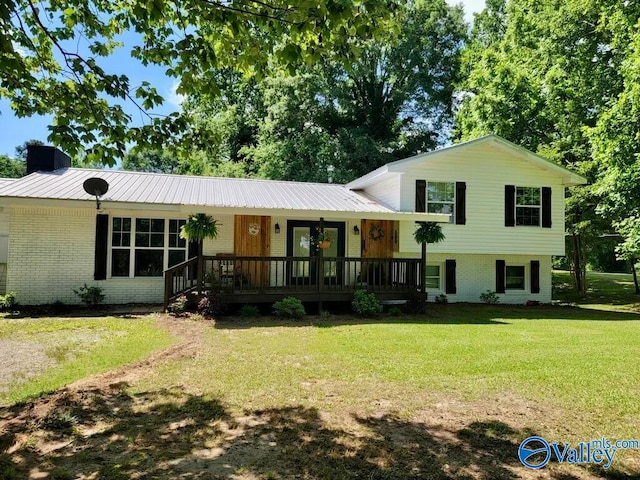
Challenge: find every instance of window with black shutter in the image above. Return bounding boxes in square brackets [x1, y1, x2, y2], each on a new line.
[415, 180, 426, 213]
[541, 187, 552, 228]
[531, 260, 540, 293]
[445, 259, 456, 294]
[455, 182, 466, 225]
[505, 186, 515, 227]
[496, 260, 506, 293]
[94, 214, 109, 280]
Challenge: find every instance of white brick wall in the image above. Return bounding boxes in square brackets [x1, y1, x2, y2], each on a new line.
[396, 251, 552, 304]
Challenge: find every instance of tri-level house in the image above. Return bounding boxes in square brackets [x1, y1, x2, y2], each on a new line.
[0, 135, 586, 307]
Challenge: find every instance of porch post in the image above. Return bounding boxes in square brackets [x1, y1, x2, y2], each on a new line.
[197, 240, 204, 295]
[318, 217, 325, 313]
[420, 242, 426, 297]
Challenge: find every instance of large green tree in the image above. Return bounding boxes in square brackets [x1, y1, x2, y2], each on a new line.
[180, 0, 466, 182]
[1, 0, 396, 165]
[455, 0, 638, 293]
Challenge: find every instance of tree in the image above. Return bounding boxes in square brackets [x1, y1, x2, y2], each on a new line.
[122, 149, 180, 174]
[14, 139, 44, 160]
[1, 0, 397, 165]
[182, 0, 467, 182]
[454, 0, 639, 294]
[0, 155, 25, 178]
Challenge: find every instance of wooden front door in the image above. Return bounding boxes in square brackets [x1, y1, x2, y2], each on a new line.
[234, 215, 270, 288]
[361, 220, 395, 286]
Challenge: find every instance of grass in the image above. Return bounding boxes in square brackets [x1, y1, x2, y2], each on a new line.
[554, 269, 640, 310]
[0, 316, 176, 404]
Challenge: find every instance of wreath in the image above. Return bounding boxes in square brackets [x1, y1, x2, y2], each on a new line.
[369, 223, 385, 241]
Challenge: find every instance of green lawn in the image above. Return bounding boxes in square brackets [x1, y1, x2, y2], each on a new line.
[554, 269, 640, 310]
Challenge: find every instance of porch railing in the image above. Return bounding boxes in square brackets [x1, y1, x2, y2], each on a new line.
[164, 255, 423, 310]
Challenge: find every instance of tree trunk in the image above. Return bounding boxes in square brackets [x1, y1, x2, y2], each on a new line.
[631, 258, 640, 294]
[572, 233, 586, 297]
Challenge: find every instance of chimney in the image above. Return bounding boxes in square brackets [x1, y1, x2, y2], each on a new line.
[26, 145, 71, 174]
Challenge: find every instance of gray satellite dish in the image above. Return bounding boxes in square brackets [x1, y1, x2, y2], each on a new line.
[83, 177, 109, 209]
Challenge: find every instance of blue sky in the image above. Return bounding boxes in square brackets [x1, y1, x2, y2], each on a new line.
[0, 0, 485, 158]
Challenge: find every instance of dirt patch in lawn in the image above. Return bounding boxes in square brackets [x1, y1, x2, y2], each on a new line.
[0, 330, 116, 393]
[0, 316, 637, 480]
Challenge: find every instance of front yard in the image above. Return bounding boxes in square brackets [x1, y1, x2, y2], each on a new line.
[1, 277, 640, 479]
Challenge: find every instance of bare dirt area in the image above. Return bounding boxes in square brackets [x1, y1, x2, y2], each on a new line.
[0, 316, 636, 479]
[0, 330, 115, 394]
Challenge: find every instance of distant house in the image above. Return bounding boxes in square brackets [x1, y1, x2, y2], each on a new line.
[0, 135, 586, 307]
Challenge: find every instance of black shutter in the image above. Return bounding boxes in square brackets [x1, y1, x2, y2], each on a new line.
[541, 187, 552, 228]
[455, 182, 466, 225]
[496, 259, 506, 293]
[505, 185, 515, 227]
[188, 240, 199, 259]
[445, 259, 457, 294]
[94, 214, 109, 280]
[416, 180, 426, 212]
[531, 260, 540, 294]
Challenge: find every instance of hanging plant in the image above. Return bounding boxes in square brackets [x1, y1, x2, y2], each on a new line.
[369, 223, 385, 241]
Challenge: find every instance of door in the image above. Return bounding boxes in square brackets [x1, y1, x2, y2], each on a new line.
[361, 220, 395, 286]
[286, 221, 345, 285]
[234, 215, 271, 289]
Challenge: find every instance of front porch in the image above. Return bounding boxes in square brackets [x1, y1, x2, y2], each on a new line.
[164, 255, 424, 310]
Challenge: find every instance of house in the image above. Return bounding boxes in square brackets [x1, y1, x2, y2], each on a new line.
[0, 135, 586, 307]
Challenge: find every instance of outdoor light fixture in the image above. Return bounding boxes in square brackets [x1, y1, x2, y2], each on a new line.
[353, 226, 360, 235]
[275, 223, 281, 234]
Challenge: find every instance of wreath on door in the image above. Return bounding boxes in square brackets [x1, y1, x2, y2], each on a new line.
[369, 223, 385, 241]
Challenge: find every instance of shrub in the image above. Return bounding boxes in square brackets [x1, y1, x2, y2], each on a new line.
[198, 293, 228, 318]
[479, 290, 500, 304]
[320, 309, 331, 319]
[387, 306, 402, 317]
[168, 294, 189, 315]
[434, 294, 448, 304]
[273, 297, 305, 319]
[240, 304, 260, 317]
[402, 292, 426, 314]
[73, 284, 105, 307]
[351, 289, 383, 316]
[0, 291, 17, 311]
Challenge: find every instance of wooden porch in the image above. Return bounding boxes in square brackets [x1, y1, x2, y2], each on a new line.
[164, 255, 424, 310]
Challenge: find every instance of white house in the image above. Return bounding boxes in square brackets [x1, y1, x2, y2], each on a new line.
[0, 135, 586, 307]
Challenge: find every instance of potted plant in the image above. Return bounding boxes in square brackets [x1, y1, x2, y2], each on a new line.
[180, 213, 220, 293]
[316, 230, 332, 249]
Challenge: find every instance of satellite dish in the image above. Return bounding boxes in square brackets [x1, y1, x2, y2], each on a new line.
[83, 177, 109, 209]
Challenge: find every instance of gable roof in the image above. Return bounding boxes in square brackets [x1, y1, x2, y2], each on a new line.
[0, 168, 448, 222]
[346, 134, 588, 189]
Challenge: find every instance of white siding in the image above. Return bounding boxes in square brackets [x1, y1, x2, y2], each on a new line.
[398, 251, 552, 304]
[392, 142, 565, 255]
[6, 208, 365, 305]
[0, 207, 8, 293]
[362, 175, 402, 210]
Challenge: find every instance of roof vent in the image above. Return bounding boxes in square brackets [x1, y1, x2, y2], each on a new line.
[26, 145, 71, 174]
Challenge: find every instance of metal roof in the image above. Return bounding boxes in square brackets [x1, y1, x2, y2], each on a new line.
[0, 168, 400, 214]
[0, 178, 17, 187]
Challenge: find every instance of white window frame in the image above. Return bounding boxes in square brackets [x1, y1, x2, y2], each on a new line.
[427, 181, 455, 223]
[505, 264, 527, 291]
[515, 186, 541, 227]
[425, 263, 443, 292]
[108, 216, 188, 279]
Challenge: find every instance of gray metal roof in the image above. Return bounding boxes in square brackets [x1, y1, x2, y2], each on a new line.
[0, 168, 398, 214]
[0, 178, 17, 187]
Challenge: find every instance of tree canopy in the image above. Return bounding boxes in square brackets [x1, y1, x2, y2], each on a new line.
[1, 0, 397, 165]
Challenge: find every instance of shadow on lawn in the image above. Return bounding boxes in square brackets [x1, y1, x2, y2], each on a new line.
[1, 387, 635, 479]
[215, 304, 640, 330]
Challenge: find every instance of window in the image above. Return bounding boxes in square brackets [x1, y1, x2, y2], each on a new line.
[506, 265, 525, 290]
[111, 217, 131, 277]
[110, 217, 188, 278]
[168, 219, 187, 268]
[516, 187, 541, 226]
[427, 182, 455, 222]
[425, 264, 441, 290]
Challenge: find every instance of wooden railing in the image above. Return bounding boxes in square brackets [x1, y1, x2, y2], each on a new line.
[164, 255, 423, 310]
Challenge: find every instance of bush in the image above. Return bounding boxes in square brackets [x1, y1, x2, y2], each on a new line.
[434, 294, 448, 304]
[168, 294, 189, 315]
[240, 304, 260, 317]
[197, 293, 228, 318]
[479, 290, 500, 304]
[0, 291, 17, 311]
[387, 306, 402, 316]
[320, 309, 331, 319]
[351, 289, 383, 316]
[402, 292, 426, 314]
[73, 284, 105, 307]
[273, 297, 305, 319]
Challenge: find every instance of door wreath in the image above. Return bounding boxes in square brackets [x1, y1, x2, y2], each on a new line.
[369, 223, 385, 241]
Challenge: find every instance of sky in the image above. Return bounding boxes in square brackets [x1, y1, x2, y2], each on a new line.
[0, 0, 486, 158]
